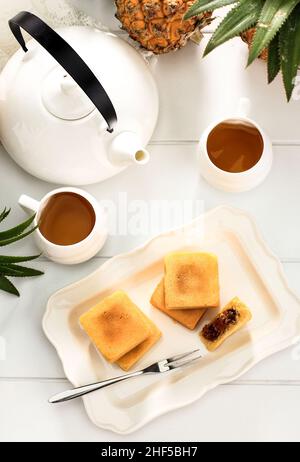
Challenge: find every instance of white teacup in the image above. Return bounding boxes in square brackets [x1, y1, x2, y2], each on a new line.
[199, 98, 273, 193]
[18, 187, 108, 265]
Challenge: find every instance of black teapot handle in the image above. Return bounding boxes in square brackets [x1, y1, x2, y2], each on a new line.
[9, 11, 117, 133]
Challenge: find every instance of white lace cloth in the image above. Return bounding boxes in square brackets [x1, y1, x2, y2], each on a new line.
[0, 0, 109, 70]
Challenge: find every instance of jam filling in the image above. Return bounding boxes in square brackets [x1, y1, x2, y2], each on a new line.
[202, 308, 240, 342]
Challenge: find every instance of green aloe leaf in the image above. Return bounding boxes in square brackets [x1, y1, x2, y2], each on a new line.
[248, 0, 300, 66]
[0, 225, 38, 247]
[0, 276, 19, 296]
[0, 209, 44, 297]
[0, 214, 35, 241]
[0, 254, 41, 264]
[204, 0, 264, 56]
[0, 208, 11, 224]
[184, 0, 238, 19]
[279, 5, 300, 101]
[268, 35, 280, 83]
[0, 264, 44, 278]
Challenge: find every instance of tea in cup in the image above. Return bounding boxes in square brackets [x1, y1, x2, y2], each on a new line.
[18, 187, 108, 264]
[199, 98, 273, 192]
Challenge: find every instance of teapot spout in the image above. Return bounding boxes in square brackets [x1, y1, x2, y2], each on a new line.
[108, 132, 150, 167]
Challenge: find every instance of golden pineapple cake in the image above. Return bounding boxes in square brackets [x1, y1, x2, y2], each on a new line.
[117, 313, 161, 371]
[200, 297, 252, 352]
[115, 0, 212, 54]
[79, 290, 151, 363]
[151, 278, 206, 330]
[164, 252, 220, 309]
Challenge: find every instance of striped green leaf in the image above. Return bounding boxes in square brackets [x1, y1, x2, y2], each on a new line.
[0, 209, 44, 297]
[0, 214, 35, 241]
[248, 0, 300, 65]
[0, 254, 41, 264]
[0, 264, 44, 278]
[268, 35, 280, 83]
[279, 5, 300, 101]
[185, 0, 238, 19]
[0, 276, 19, 296]
[204, 0, 264, 56]
[0, 208, 11, 224]
[0, 225, 38, 247]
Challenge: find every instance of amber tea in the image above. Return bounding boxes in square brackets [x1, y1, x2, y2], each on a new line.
[207, 119, 264, 173]
[39, 192, 96, 246]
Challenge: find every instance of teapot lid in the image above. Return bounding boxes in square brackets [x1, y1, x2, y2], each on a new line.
[42, 68, 95, 120]
[9, 11, 117, 130]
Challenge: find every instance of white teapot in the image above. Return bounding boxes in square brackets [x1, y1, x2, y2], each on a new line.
[0, 11, 159, 185]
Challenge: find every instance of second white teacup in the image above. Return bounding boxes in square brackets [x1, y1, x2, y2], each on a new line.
[199, 98, 273, 193]
[18, 187, 108, 265]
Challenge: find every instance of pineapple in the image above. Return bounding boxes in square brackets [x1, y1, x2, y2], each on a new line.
[185, 0, 300, 101]
[241, 29, 268, 62]
[0, 208, 43, 297]
[115, 0, 212, 54]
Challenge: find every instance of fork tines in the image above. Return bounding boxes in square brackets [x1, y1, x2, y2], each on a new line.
[166, 348, 202, 369]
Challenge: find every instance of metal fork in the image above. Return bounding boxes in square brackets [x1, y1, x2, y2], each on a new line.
[48, 348, 203, 404]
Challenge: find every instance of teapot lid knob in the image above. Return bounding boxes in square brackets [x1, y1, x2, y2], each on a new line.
[41, 70, 96, 121]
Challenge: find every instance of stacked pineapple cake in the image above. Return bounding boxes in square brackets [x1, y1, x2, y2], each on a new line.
[151, 252, 219, 329]
[80, 291, 161, 371]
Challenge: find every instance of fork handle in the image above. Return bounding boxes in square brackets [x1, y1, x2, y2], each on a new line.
[49, 370, 144, 403]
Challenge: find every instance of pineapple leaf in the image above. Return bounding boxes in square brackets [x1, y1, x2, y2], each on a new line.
[0, 213, 35, 241]
[184, 0, 238, 19]
[268, 35, 281, 83]
[0, 276, 19, 297]
[0, 225, 38, 247]
[0, 264, 44, 278]
[0, 208, 11, 224]
[279, 5, 300, 101]
[248, 0, 300, 66]
[0, 254, 41, 264]
[203, 0, 264, 56]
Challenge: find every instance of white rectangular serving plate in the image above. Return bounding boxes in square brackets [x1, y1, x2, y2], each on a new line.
[43, 206, 300, 434]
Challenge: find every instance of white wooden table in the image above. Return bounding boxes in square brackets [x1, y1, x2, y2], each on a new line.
[1, 2, 300, 442]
